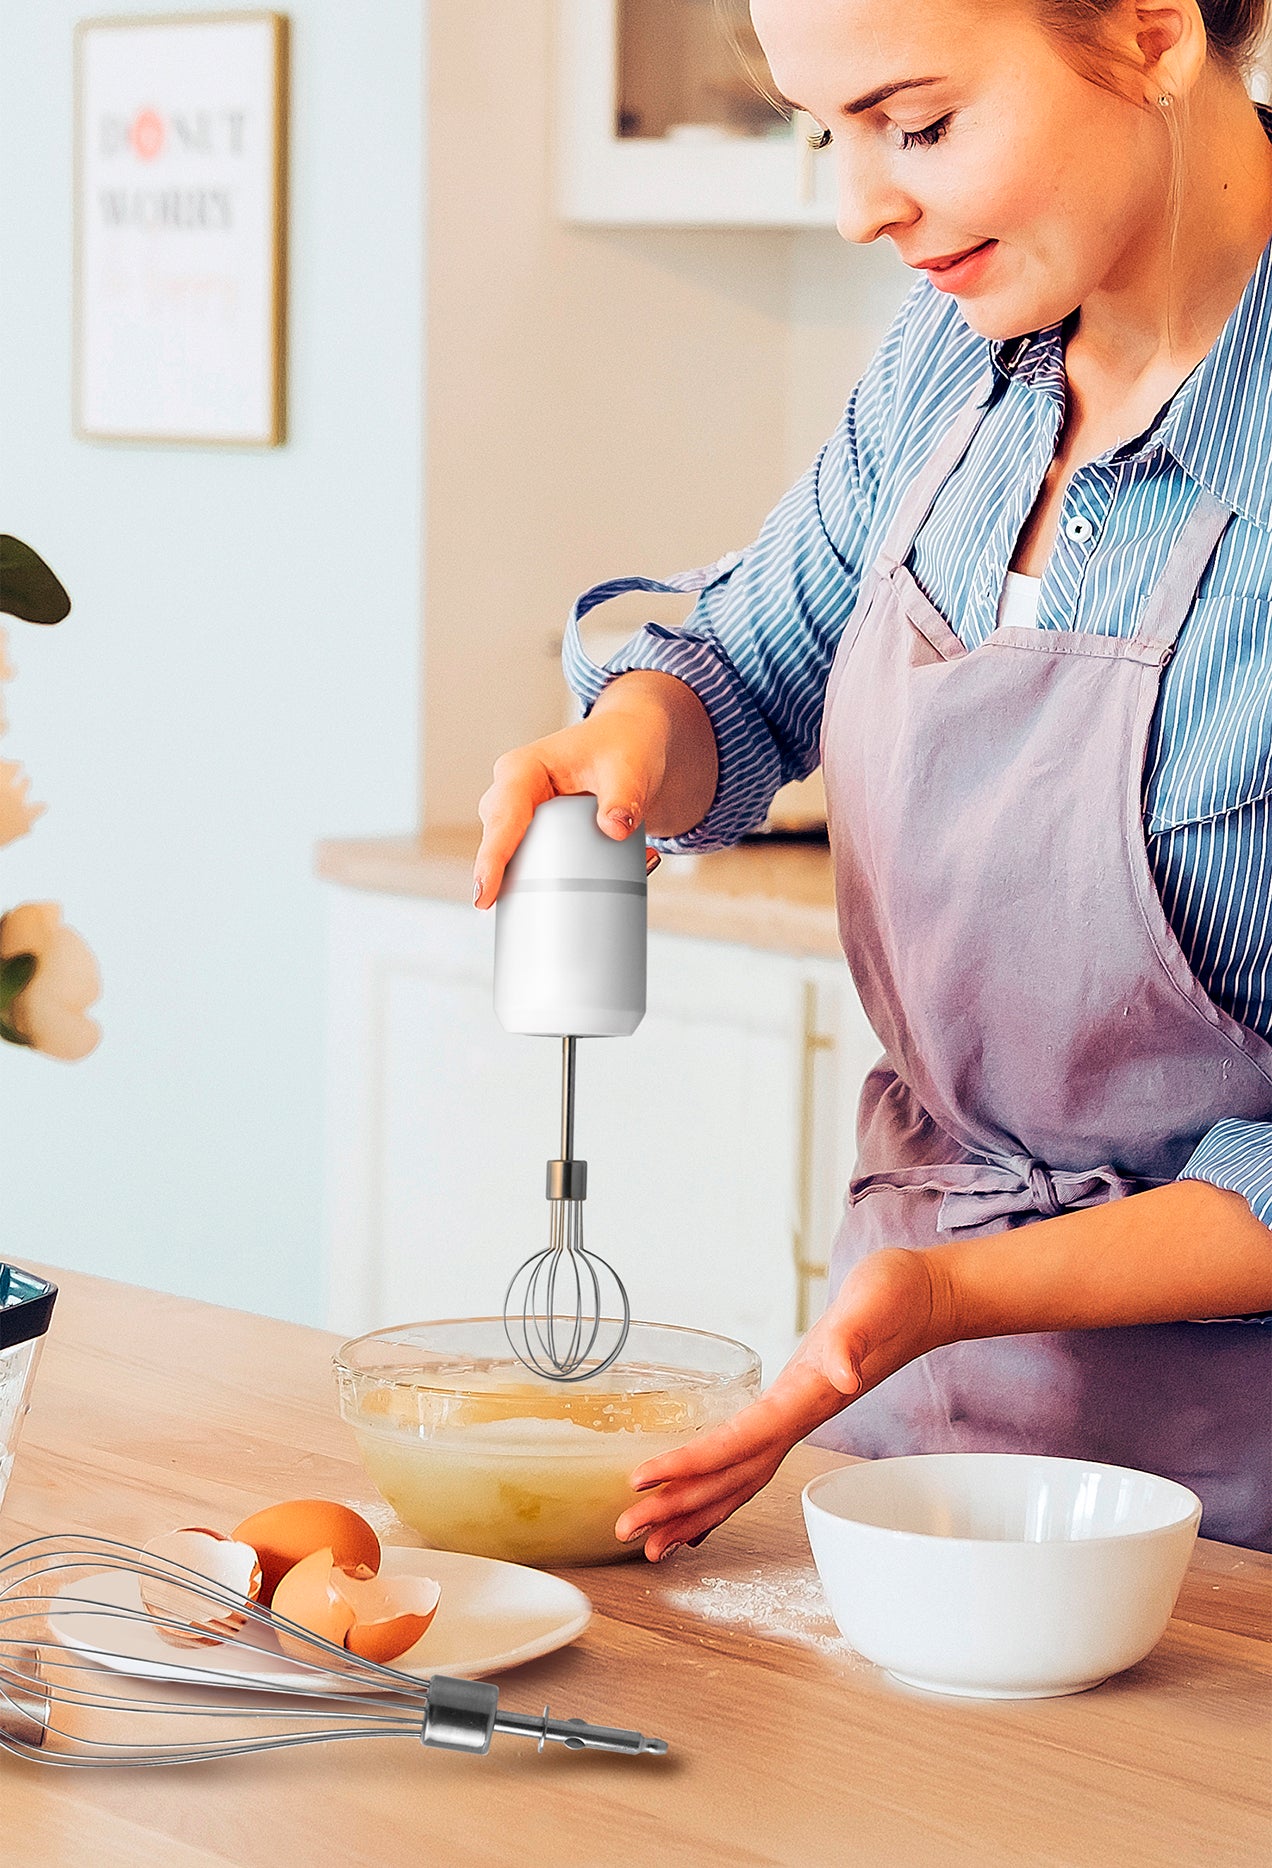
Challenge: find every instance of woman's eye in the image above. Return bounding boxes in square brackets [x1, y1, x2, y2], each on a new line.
[806, 126, 832, 151]
[898, 115, 951, 151]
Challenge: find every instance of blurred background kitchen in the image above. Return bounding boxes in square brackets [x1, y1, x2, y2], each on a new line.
[6, 4, 1264, 1378]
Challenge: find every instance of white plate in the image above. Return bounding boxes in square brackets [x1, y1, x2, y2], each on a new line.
[48, 1546, 592, 1693]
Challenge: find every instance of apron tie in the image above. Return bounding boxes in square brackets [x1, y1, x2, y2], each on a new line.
[1025, 1157, 1065, 1219]
[849, 1153, 1152, 1231]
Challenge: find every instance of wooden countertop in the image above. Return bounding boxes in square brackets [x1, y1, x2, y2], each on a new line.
[316, 828, 843, 959]
[3, 1267, 1269, 1868]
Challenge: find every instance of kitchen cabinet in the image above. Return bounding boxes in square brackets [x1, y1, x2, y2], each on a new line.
[322, 881, 880, 1381]
[556, 0, 839, 227]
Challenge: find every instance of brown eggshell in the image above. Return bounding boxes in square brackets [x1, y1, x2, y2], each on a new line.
[140, 1528, 263, 1648]
[334, 1570, 442, 1665]
[231, 1500, 380, 1605]
[269, 1547, 356, 1663]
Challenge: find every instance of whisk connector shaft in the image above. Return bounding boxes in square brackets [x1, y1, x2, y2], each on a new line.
[422, 1675, 666, 1756]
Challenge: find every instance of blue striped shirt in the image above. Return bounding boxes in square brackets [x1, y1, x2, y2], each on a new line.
[565, 109, 1272, 1249]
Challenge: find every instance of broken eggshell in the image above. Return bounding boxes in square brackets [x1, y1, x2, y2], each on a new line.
[232, 1499, 381, 1606]
[139, 1528, 263, 1648]
[270, 1546, 441, 1665]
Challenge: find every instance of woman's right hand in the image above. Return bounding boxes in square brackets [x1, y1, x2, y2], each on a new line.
[472, 671, 717, 908]
[614, 1246, 951, 1560]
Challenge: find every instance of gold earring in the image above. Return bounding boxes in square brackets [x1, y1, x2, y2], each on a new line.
[1157, 93, 1172, 107]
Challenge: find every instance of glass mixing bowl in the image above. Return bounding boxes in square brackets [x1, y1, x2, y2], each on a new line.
[334, 1318, 762, 1567]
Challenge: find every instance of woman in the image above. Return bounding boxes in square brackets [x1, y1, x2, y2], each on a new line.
[473, 0, 1272, 1555]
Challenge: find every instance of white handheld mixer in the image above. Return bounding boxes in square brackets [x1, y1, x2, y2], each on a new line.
[494, 794, 647, 1382]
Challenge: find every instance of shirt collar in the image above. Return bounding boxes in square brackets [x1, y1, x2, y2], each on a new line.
[1157, 228, 1272, 527]
[989, 103, 1272, 530]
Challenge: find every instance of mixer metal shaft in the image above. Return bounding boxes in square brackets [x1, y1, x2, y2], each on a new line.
[545, 1037, 587, 1205]
[560, 1033, 577, 1160]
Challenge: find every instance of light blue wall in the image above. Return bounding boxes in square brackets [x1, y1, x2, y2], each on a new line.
[0, 3, 424, 1323]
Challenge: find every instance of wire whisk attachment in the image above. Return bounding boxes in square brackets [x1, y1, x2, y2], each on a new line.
[0, 1533, 668, 1769]
[504, 1037, 632, 1382]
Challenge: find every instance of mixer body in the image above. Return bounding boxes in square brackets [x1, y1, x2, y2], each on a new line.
[494, 793, 646, 1039]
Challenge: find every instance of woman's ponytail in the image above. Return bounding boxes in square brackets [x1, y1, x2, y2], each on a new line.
[1195, 0, 1269, 71]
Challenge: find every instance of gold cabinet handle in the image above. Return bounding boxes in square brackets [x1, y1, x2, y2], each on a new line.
[793, 979, 834, 1334]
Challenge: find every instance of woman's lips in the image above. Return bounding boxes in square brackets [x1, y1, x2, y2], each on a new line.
[911, 240, 997, 292]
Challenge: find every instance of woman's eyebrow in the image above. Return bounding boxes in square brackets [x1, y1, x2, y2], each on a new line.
[784, 77, 944, 118]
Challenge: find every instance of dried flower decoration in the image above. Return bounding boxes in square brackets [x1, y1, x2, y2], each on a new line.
[0, 538, 100, 1061]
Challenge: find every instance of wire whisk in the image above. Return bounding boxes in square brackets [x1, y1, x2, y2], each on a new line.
[0, 1533, 667, 1769]
[504, 1037, 631, 1382]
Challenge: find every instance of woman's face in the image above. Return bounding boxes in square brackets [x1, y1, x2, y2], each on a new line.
[751, 0, 1168, 339]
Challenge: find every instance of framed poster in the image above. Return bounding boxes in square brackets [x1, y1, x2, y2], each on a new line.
[74, 12, 289, 446]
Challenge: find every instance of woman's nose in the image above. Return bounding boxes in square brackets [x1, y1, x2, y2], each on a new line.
[834, 150, 917, 247]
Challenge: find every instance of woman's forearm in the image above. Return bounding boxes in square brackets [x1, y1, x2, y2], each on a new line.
[927, 1180, 1272, 1342]
[590, 671, 718, 839]
[615, 1182, 1272, 1561]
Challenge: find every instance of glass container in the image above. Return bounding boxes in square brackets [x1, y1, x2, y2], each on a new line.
[0, 1266, 57, 1522]
[335, 1318, 761, 1567]
[616, 0, 788, 142]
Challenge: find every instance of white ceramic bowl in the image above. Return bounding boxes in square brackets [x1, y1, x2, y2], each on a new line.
[803, 1453, 1201, 1698]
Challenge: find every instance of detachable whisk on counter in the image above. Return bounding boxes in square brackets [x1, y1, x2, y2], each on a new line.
[494, 795, 648, 1383]
[0, 1534, 668, 1769]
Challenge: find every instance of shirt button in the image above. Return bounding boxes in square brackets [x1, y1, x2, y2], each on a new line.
[1064, 515, 1094, 543]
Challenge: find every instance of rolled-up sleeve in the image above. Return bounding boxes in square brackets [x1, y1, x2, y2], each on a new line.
[1179, 1119, 1272, 1321]
[562, 286, 920, 853]
[1180, 1118, 1272, 1225]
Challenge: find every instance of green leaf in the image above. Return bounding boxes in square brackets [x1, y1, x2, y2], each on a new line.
[0, 951, 37, 1020]
[0, 536, 72, 624]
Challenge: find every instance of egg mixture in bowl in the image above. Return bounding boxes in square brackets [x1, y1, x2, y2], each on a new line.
[334, 1319, 762, 1567]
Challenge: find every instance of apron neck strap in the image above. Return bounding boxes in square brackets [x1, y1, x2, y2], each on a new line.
[876, 370, 996, 574]
[1132, 486, 1233, 655]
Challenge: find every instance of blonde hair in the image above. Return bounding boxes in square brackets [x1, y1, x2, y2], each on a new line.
[1040, 0, 1269, 75]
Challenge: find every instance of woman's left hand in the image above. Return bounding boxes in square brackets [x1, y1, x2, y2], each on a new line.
[616, 1245, 953, 1560]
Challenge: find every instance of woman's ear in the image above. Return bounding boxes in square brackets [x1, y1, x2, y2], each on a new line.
[1134, 0, 1208, 105]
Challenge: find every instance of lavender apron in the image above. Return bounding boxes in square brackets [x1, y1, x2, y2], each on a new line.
[813, 371, 1272, 1549]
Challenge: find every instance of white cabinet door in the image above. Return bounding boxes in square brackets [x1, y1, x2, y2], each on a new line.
[579, 932, 806, 1380]
[323, 886, 879, 1383]
[324, 889, 539, 1332]
[794, 958, 887, 1335]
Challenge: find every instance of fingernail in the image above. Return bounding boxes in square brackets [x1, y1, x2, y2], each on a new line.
[606, 809, 635, 833]
[631, 1478, 659, 1492]
[619, 1523, 647, 1543]
[472, 876, 483, 906]
[658, 1543, 682, 1563]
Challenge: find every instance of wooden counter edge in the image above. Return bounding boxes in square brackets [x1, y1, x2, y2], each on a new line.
[315, 832, 845, 960]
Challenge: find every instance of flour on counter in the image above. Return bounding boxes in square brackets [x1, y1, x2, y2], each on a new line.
[665, 1561, 864, 1661]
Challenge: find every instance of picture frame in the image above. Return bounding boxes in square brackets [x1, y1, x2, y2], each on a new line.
[73, 11, 289, 447]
